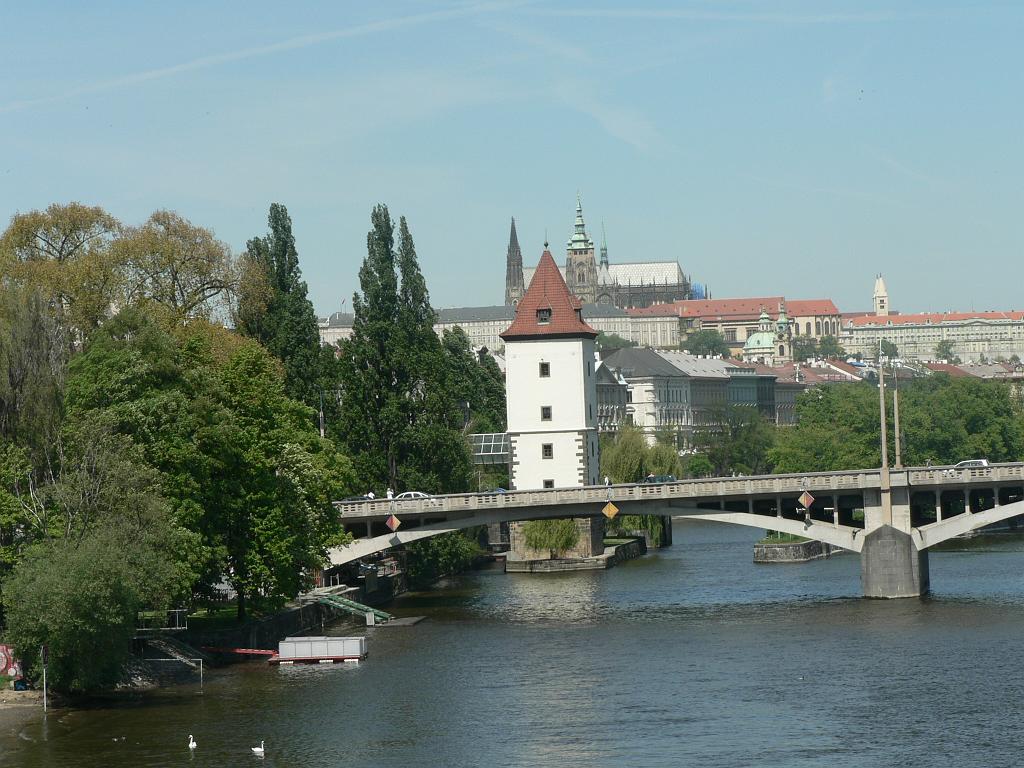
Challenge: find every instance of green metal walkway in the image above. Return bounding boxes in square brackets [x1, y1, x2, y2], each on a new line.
[311, 593, 394, 623]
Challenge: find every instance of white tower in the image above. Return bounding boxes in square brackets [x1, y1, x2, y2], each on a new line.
[500, 248, 603, 557]
[873, 274, 890, 317]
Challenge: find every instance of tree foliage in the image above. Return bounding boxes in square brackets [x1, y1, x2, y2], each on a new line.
[522, 518, 579, 557]
[404, 531, 483, 588]
[338, 206, 471, 494]
[934, 339, 961, 364]
[235, 203, 335, 412]
[694, 405, 775, 476]
[684, 329, 730, 357]
[596, 331, 637, 351]
[440, 327, 506, 433]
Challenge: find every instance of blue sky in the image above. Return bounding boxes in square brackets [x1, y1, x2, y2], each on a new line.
[2, 1, 1022, 315]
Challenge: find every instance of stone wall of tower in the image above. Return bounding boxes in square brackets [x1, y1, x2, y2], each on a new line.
[566, 248, 598, 305]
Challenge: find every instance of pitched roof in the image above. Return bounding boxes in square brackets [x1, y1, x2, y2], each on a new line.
[437, 305, 514, 323]
[500, 250, 597, 341]
[850, 311, 1024, 327]
[924, 362, 972, 377]
[627, 297, 785, 319]
[603, 347, 688, 378]
[786, 299, 840, 316]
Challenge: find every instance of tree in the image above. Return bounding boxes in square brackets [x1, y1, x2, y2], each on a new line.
[596, 331, 636, 351]
[934, 339, 960, 363]
[0, 203, 124, 339]
[119, 210, 234, 322]
[235, 203, 334, 411]
[404, 531, 483, 588]
[522, 519, 579, 557]
[440, 327, 506, 433]
[684, 329, 730, 357]
[818, 335, 846, 359]
[64, 309, 354, 619]
[695, 405, 775, 476]
[600, 425, 647, 483]
[792, 336, 818, 362]
[338, 206, 471, 494]
[880, 339, 898, 359]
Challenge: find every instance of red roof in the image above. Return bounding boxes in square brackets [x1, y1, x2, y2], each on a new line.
[924, 363, 972, 377]
[851, 311, 1024, 327]
[787, 299, 840, 316]
[500, 250, 597, 341]
[627, 296, 839, 320]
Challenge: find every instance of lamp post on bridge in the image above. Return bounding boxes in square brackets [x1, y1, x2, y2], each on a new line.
[878, 340, 892, 525]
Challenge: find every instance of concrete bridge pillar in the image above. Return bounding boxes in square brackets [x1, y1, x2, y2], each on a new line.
[860, 525, 930, 598]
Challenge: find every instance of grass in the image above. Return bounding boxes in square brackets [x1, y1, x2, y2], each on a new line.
[758, 532, 810, 545]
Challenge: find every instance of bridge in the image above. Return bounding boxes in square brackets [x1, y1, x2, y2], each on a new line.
[328, 462, 1024, 597]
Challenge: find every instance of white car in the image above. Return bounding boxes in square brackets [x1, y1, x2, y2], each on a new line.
[396, 491, 431, 500]
[953, 459, 989, 469]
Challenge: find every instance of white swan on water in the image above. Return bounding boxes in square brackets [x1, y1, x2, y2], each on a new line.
[188, 734, 197, 750]
[251, 740, 265, 757]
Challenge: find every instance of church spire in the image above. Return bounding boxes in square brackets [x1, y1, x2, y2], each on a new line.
[599, 221, 609, 268]
[505, 217, 525, 307]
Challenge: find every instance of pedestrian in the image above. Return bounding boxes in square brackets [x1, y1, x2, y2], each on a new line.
[386, 487, 394, 500]
[604, 475, 610, 487]
[367, 490, 375, 500]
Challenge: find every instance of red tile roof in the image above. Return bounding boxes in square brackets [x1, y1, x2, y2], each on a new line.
[787, 299, 840, 316]
[626, 296, 839, 320]
[924, 363, 972, 377]
[500, 250, 597, 341]
[850, 311, 1024, 327]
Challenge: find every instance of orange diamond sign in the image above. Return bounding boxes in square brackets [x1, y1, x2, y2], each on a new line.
[602, 501, 619, 519]
[798, 491, 815, 509]
[385, 514, 401, 532]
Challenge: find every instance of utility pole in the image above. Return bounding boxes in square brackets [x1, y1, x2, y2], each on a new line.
[892, 362, 903, 469]
[878, 342, 892, 525]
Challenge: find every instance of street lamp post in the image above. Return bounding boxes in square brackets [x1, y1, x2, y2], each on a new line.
[878, 341, 892, 525]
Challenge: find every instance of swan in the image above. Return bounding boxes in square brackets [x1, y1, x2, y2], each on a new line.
[251, 740, 265, 757]
[188, 734, 197, 750]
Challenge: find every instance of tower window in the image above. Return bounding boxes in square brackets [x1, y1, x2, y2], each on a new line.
[541, 406, 552, 421]
[539, 361, 550, 377]
[543, 479, 555, 489]
[537, 308, 551, 324]
[542, 443, 553, 459]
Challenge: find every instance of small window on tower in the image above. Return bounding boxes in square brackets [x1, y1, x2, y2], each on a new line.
[543, 479, 555, 489]
[575, 309, 582, 322]
[541, 406, 552, 421]
[539, 361, 550, 377]
[542, 443, 553, 460]
[537, 308, 552, 324]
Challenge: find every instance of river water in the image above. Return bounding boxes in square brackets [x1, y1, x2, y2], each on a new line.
[4, 519, 1024, 768]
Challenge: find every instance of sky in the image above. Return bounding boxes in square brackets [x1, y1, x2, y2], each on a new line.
[2, 1, 1022, 316]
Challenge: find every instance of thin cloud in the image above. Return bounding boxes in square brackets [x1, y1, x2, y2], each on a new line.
[554, 81, 672, 154]
[526, 8, 902, 24]
[1, 1, 524, 114]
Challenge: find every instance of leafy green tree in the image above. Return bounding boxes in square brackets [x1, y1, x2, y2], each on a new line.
[818, 335, 846, 359]
[684, 329, 730, 357]
[695, 406, 775, 476]
[934, 339, 960, 363]
[522, 518, 579, 557]
[235, 203, 336, 412]
[338, 206, 471, 494]
[880, 339, 898, 359]
[600, 425, 647, 483]
[64, 309, 354, 619]
[792, 336, 818, 362]
[440, 327, 506, 433]
[596, 331, 637, 351]
[682, 453, 714, 478]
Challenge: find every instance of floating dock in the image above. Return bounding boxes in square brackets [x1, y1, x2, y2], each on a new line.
[268, 636, 367, 664]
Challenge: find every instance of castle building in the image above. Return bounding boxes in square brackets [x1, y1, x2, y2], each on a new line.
[505, 198, 693, 311]
[500, 248, 604, 558]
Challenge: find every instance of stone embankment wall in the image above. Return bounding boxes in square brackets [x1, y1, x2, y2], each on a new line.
[753, 540, 840, 564]
[505, 537, 646, 573]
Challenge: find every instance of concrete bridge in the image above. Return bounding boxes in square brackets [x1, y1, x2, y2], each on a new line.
[328, 462, 1024, 597]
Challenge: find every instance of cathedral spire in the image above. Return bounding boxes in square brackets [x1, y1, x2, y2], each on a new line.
[599, 221, 609, 268]
[505, 217, 525, 307]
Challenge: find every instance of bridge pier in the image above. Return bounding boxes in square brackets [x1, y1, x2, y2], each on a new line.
[860, 526, 930, 598]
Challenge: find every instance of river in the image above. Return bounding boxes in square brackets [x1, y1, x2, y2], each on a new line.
[4, 519, 1024, 768]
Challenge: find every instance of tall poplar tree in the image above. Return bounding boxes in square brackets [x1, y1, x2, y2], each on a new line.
[236, 203, 335, 412]
[338, 205, 471, 493]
